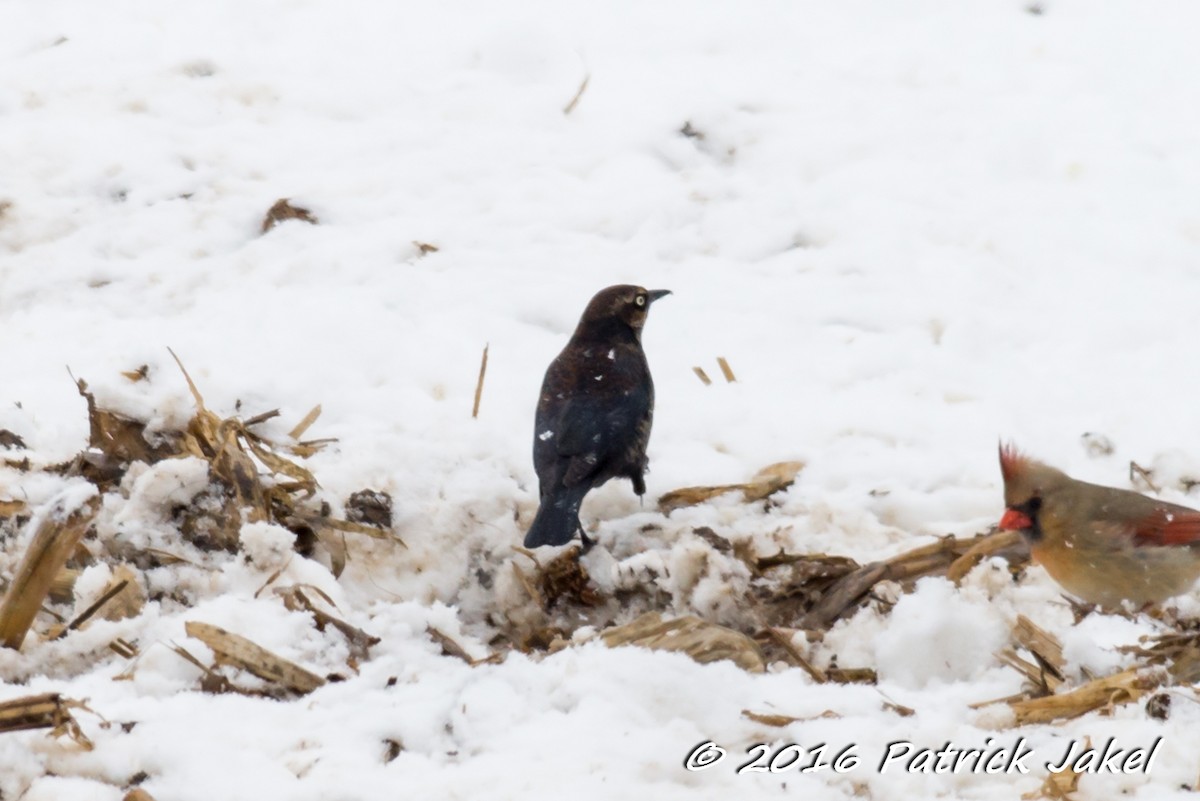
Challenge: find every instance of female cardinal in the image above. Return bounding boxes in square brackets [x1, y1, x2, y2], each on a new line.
[999, 444, 1200, 607]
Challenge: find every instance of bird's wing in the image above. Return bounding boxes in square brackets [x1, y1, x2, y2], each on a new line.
[1129, 505, 1200, 547]
[554, 394, 648, 487]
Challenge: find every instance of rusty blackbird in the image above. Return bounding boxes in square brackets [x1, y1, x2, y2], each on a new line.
[524, 284, 671, 548]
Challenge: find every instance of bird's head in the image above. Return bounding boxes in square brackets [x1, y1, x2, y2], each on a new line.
[998, 442, 1069, 540]
[578, 285, 671, 336]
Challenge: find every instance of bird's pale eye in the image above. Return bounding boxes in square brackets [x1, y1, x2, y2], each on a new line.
[635, 295, 646, 306]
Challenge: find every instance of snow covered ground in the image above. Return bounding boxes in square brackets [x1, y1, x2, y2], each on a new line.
[3, 1, 1200, 798]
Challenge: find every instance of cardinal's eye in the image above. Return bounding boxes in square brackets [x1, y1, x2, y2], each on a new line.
[1028, 496, 1042, 513]
[635, 295, 646, 306]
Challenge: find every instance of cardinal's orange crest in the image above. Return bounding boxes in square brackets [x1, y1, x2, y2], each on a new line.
[998, 442, 1028, 482]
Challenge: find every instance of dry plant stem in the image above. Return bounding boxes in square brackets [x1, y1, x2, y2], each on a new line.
[692, 366, 712, 386]
[717, 357, 736, 383]
[658, 461, 804, 514]
[765, 627, 827, 683]
[511, 562, 543, 607]
[472, 344, 489, 419]
[242, 409, 281, 427]
[801, 531, 1030, 630]
[49, 567, 80, 603]
[599, 612, 766, 673]
[946, 529, 1025, 583]
[0, 693, 72, 733]
[0, 498, 98, 649]
[0, 695, 92, 753]
[562, 74, 590, 114]
[1128, 461, 1160, 493]
[998, 649, 1062, 695]
[0, 693, 92, 748]
[53, 579, 129, 640]
[278, 586, 379, 664]
[427, 626, 475, 664]
[1012, 614, 1066, 678]
[186, 621, 326, 694]
[1008, 668, 1164, 725]
[288, 405, 322, 440]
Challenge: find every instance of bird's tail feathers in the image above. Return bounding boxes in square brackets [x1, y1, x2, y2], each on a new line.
[524, 495, 584, 548]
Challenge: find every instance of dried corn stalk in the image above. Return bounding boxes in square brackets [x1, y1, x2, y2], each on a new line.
[1118, 626, 1200, 683]
[0, 493, 99, 649]
[798, 530, 1030, 630]
[946, 529, 1025, 583]
[599, 612, 765, 673]
[76, 378, 180, 469]
[276, 586, 379, 668]
[0, 693, 93, 748]
[1013, 615, 1065, 679]
[659, 461, 804, 514]
[1008, 668, 1164, 725]
[186, 621, 326, 695]
[165, 350, 398, 559]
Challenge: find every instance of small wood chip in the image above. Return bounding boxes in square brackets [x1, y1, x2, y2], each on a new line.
[124, 790, 158, 801]
[825, 667, 877, 684]
[286, 405, 322, 440]
[0, 430, 27, 450]
[120, 365, 149, 383]
[741, 709, 800, 727]
[1023, 741, 1086, 799]
[261, 198, 318, 234]
[0, 499, 27, 517]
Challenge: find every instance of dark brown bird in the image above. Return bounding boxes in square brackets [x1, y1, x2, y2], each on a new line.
[524, 285, 671, 548]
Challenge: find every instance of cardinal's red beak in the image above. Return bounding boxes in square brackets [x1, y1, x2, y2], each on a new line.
[1000, 508, 1033, 531]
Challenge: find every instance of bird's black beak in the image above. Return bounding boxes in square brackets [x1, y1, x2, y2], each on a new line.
[647, 289, 672, 304]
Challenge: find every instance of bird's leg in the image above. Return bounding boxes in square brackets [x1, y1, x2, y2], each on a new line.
[578, 527, 595, 553]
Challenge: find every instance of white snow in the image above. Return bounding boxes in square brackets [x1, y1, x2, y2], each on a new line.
[2, 1, 1200, 799]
